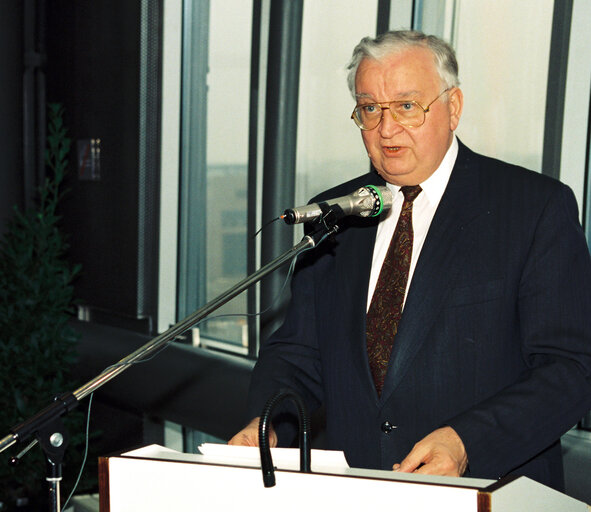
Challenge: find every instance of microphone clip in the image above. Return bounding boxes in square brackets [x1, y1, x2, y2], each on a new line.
[306, 203, 340, 243]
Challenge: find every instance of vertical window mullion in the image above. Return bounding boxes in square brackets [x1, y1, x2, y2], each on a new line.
[259, 0, 304, 343]
[247, 0, 263, 358]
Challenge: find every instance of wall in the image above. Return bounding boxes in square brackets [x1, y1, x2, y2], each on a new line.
[0, 1, 23, 234]
[46, 0, 151, 327]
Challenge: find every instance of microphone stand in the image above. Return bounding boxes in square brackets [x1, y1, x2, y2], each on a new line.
[259, 388, 311, 487]
[0, 219, 338, 511]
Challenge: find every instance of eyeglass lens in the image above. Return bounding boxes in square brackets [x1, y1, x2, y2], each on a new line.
[354, 101, 425, 130]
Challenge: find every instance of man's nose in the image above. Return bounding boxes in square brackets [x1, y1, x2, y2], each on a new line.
[378, 107, 404, 137]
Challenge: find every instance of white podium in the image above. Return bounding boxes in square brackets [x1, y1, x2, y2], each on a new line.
[98, 445, 589, 512]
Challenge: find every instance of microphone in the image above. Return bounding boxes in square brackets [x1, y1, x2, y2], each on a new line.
[282, 185, 392, 225]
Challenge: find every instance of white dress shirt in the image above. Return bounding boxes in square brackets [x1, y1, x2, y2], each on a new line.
[367, 136, 459, 311]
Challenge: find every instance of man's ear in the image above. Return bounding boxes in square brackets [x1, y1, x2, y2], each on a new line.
[448, 87, 463, 131]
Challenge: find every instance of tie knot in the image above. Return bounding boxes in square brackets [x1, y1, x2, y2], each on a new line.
[400, 185, 422, 203]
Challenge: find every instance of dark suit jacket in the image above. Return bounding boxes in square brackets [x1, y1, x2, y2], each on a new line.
[247, 141, 591, 490]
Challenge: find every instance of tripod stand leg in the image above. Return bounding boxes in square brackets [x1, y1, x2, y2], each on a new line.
[46, 463, 62, 512]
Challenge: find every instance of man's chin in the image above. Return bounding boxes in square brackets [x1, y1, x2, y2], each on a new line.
[376, 167, 415, 186]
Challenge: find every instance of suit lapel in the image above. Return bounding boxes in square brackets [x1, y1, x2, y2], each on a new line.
[380, 143, 486, 402]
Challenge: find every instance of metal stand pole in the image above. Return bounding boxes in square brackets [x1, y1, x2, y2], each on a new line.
[71, 230, 328, 403]
[0, 223, 337, 509]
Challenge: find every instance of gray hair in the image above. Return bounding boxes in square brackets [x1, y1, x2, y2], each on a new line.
[346, 30, 460, 98]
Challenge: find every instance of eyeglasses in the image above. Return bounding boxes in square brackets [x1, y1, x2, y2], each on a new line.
[351, 88, 451, 130]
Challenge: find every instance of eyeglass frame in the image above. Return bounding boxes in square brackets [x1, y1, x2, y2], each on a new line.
[350, 87, 452, 130]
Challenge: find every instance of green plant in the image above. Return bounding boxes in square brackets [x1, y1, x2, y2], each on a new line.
[0, 104, 94, 509]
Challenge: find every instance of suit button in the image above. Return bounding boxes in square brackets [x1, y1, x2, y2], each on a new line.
[381, 421, 396, 433]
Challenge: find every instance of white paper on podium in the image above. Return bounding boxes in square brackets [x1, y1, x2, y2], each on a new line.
[197, 442, 350, 472]
[122, 443, 349, 473]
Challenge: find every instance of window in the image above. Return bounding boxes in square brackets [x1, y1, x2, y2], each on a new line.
[416, 0, 553, 173]
[295, 0, 379, 211]
[178, 0, 254, 352]
[177, 0, 382, 353]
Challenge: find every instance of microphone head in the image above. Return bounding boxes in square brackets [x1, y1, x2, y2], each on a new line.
[358, 185, 392, 217]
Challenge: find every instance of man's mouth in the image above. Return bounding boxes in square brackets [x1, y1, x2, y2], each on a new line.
[384, 146, 402, 152]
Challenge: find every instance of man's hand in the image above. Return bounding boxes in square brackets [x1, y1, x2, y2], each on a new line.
[392, 426, 468, 477]
[227, 417, 278, 447]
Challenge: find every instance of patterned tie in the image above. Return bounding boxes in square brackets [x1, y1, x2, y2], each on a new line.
[366, 185, 422, 395]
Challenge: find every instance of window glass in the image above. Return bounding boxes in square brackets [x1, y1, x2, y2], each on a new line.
[180, 1, 253, 351]
[295, 1, 379, 213]
[449, 0, 553, 171]
[202, 2, 252, 350]
[561, 0, 591, 218]
[415, 0, 552, 171]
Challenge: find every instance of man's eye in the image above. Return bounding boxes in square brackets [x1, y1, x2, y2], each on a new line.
[400, 102, 416, 111]
[362, 104, 379, 114]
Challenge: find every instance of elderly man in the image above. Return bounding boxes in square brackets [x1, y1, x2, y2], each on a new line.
[229, 30, 591, 491]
